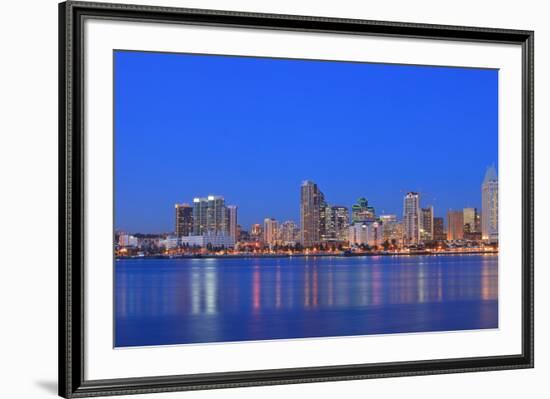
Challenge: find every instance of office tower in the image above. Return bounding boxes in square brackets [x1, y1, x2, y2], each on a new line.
[300, 180, 325, 247]
[403, 192, 421, 245]
[463, 207, 479, 233]
[420, 206, 434, 242]
[226, 205, 238, 240]
[351, 197, 376, 222]
[264, 218, 279, 246]
[433, 217, 446, 241]
[250, 223, 263, 241]
[174, 203, 193, 237]
[481, 165, 499, 242]
[447, 210, 464, 241]
[321, 205, 350, 242]
[192, 195, 227, 235]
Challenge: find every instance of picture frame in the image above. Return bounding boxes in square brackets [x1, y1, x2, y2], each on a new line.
[59, 1, 534, 397]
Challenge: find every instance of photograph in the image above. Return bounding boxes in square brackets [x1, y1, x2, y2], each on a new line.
[113, 50, 499, 348]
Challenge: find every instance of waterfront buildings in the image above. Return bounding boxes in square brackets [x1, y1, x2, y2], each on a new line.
[447, 210, 464, 241]
[180, 231, 235, 248]
[481, 165, 499, 242]
[433, 217, 446, 241]
[300, 180, 325, 246]
[264, 218, 279, 246]
[175, 203, 193, 237]
[351, 197, 376, 222]
[420, 206, 434, 242]
[192, 195, 227, 235]
[403, 192, 421, 245]
[227, 205, 238, 240]
[118, 233, 138, 248]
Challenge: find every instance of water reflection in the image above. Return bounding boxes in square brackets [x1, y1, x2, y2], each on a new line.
[115, 254, 498, 347]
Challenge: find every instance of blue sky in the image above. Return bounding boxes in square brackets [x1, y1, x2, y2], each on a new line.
[114, 50, 498, 233]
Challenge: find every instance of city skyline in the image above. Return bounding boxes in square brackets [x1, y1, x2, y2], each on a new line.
[115, 50, 498, 233]
[118, 166, 496, 245]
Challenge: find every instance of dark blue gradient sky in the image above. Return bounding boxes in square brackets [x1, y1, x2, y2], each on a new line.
[114, 50, 498, 233]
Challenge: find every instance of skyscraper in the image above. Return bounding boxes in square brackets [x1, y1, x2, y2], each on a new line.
[320, 205, 350, 242]
[227, 205, 238, 241]
[174, 203, 193, 237]
[192, 195, 227, 235]
[264, 218, 279, 246]
[447, 210, 464, 241]
[420, 206, 434, 242]
[481, 165, 498, 242]
[403, 192, 421, 245]
[300, 180, 325, 247]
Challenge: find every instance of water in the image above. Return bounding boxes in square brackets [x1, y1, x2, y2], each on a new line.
[115, 254, 498, 347]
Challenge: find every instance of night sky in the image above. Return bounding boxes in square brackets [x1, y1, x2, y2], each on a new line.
[114, 50, 498, 233]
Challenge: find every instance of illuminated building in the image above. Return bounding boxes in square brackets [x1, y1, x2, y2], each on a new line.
[118, 233, 138, 248]
[250, 223, 263, 241]
[348, 221, 383, 247]
[403, 192, 421, 245]
[226, 205, 238, 240]
[481, 165, 498, 242]
[320, 205, 350, 242]
[380, 215, 403, 245]
[463, 207, 480, 233]
[192, 195, 227, 235]
[300, 180, 325, 246]
[264, 218, 279, 245]
[351, 197, 375, 222]
[447, 210, 464, 241]
[174, 203, 193, 237]
[180, 232, 235, 248]
[420, 206, 434, 242]
[278, 220, 300, 245]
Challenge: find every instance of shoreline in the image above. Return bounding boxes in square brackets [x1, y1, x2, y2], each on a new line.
[116, 250, 498, 261]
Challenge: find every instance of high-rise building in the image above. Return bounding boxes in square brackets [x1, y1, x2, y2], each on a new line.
[403, 192, 421, 245]
[433, 217, 446, 241]
[420, 206, 434, 242]
[175, 203, 193, 237]
[226, 205, 238, 241]
[351, 197, 375, 223]
[300, 180, 325, 247]
[250, 223, 263, 241]
[320, 205, 350, 242]
[278, 220, 300, 245]
[481, 165, 498, 242]
[380, 216, 404, 246]
[264, 218, 279, 246]
[463, 207, 480, 233]
[192, 195, 227, 235]
[447, 210, 464, 241]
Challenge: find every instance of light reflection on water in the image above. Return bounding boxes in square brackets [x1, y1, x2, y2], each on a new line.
[115, 254, 498, 347]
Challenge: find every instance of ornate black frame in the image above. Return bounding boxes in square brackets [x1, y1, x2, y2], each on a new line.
[59, 1, 534, 397]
